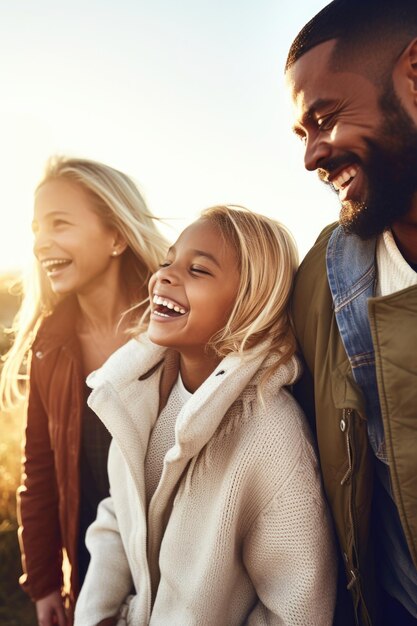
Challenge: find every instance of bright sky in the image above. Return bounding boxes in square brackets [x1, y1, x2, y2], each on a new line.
[0, 0, 336, 274]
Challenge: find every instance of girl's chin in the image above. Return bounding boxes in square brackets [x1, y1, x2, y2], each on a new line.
[147, 330, 173, 348]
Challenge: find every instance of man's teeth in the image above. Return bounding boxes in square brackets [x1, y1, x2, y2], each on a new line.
[152, 294, 186, 315]
[333, 167, 357, 191]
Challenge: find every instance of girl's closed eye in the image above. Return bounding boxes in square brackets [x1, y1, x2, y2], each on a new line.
[190, 265, 212, 276]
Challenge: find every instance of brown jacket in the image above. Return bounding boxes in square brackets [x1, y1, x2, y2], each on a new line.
[18, 298, 84, 614]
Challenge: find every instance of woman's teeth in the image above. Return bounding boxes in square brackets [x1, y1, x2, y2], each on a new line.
[41, 259, 71, 273]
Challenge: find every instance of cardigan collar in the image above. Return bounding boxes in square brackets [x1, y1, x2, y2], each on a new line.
[87, 334, 300, 462]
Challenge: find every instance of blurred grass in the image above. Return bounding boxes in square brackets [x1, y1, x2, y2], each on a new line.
[0, 406, 37, 626]
[1, 274, 37, 625]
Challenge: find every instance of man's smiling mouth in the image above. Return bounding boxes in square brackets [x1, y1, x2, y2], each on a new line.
[152, 294, 188, 317]
[331, 166, 358, 192]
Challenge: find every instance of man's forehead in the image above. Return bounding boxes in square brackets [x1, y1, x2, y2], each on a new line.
[285, 39, 337, 97]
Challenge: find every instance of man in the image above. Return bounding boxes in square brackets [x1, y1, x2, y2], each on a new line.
[285, 1, 417, 624]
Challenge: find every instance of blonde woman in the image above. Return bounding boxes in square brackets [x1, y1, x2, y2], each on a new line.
[74, 206, 336, 626]
[0, 157, 168, 626]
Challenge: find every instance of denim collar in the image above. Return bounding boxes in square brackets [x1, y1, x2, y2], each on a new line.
[326, 225, 387, 462]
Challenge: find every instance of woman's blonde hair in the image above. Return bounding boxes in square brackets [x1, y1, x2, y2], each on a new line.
[1, 156, 168, 409]
[202, 205, 298, 379]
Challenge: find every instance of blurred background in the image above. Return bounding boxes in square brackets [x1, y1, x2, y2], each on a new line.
[0, 1, 333, 623]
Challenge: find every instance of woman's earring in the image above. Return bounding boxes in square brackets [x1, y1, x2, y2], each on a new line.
[111, 250, 118, 256]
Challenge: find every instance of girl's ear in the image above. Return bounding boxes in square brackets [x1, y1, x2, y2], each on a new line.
[111, 231, 128, 257]
[393, 37, 417, 106]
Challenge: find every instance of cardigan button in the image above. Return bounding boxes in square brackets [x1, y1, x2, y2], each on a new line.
[340, 418, 346, 432]
[35, 350, 44, 359]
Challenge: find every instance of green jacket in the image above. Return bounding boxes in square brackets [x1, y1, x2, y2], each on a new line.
[292, 224, 417, 626]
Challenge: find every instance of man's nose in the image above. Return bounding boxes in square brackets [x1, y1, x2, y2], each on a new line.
[304, 134, 332, 171]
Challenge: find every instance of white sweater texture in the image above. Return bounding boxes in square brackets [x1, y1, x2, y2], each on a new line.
[376, 229, 417, 296]
[74, 336, 336, 626]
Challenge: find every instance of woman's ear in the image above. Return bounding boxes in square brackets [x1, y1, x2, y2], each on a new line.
[393, 38, 417, 107]
[110, 231, 128, 257]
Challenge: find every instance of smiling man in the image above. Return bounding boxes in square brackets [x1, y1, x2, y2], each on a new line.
[285, 1, 417, 625]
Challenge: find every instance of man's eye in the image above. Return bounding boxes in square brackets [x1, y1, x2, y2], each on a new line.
[317, 116, 335, 131]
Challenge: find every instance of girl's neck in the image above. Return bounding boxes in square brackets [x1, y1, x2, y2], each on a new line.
[179, 350, 222, 393]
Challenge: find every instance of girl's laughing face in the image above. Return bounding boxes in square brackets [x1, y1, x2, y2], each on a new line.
[148, 218, 239, 359]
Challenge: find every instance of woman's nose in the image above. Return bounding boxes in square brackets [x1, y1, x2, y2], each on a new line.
[33, 229, 52, 257]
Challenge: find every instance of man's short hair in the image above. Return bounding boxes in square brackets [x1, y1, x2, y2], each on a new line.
[285, 0, 417, 84]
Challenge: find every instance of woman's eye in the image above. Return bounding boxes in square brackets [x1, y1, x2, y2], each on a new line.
[159, 262, 171, 268]
[53, 219, 69, 228]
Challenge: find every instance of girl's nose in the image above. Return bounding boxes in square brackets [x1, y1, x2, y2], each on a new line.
[155, 264, 179, 285]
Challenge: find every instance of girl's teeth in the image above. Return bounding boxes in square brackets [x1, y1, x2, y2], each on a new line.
[153, 294, 186, 314]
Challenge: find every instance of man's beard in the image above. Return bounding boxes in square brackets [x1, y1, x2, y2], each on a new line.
[324, 84, 417, 239]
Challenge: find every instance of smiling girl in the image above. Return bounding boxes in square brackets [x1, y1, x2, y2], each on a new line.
[0, 156, 167, 626]
[74, 206, 336, 626]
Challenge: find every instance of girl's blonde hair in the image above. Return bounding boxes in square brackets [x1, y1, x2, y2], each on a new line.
[202, 205, 298, 380]
[135, 205, 299, 384]
[1, 156, 168, 409]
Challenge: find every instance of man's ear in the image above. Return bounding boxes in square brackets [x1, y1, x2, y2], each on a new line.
[393, 38, 417, 103]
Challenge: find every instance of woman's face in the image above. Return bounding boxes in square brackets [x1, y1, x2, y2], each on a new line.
[33, 179, 121, 296]
[148, 218, 240, 359]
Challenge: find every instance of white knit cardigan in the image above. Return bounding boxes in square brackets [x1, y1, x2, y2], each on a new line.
[74, 336, 336, 626]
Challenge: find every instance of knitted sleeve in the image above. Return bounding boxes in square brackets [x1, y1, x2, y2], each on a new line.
[74, 495, 133, 626]
[243, 435, 337, 626]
